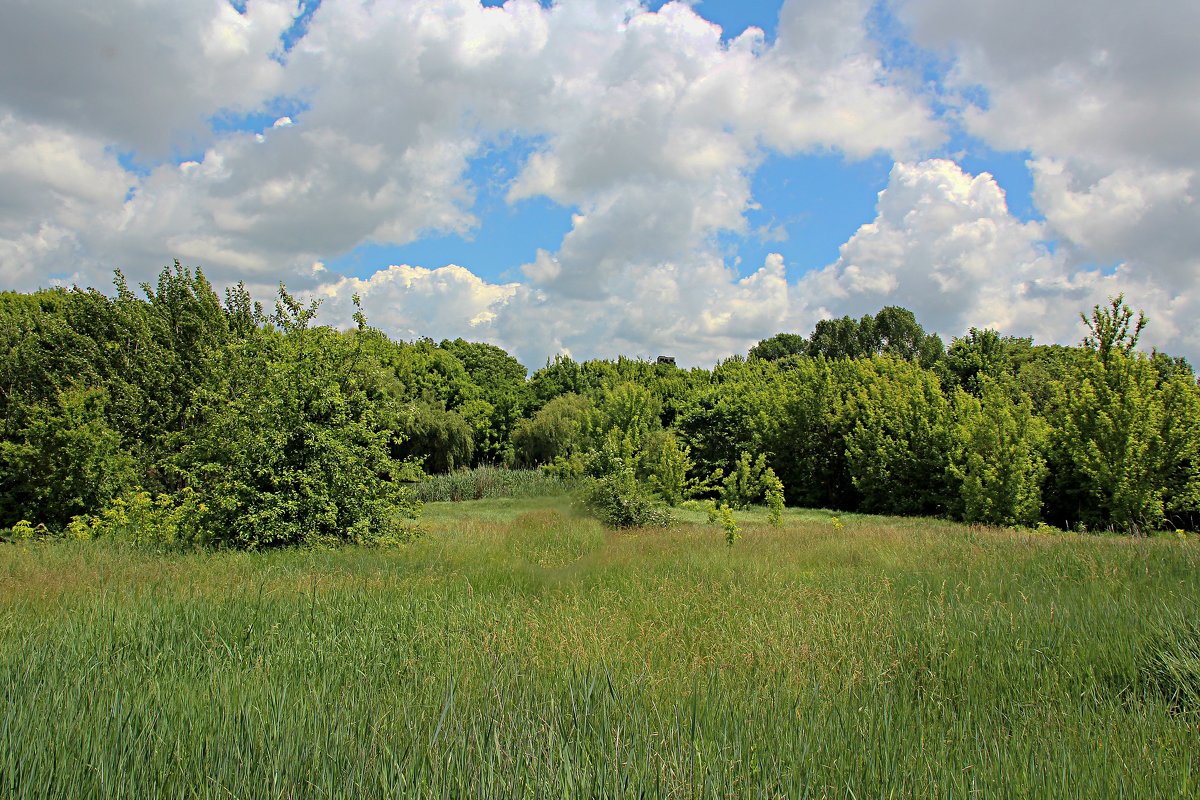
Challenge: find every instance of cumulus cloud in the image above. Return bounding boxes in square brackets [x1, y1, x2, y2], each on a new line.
[900, 0, 1200, 169]
[899, 0, 1200, 359]
[317, 263, 520, 342]
[4, 0, 1195, 367]
[0, 0, 947, 364]
[310, 159, 1198, 367]
[797, 160, 1063, 339]
[0, 0, 292, 155]
[796, 159, 1198, 359]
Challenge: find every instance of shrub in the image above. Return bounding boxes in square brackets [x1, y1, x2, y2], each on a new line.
[716, 452, 786, 513]
[705, 501, 740, 546]
[67, 489, 206, 548]
[578, 462, 671, 529]
[947, 379, 1048, 527]
[177, 295, 421, 549]
[765, 472, 785, 527]
[0, 386, 135, 531]
[2, 519, 43, 542]
[646, 432, 700, 507]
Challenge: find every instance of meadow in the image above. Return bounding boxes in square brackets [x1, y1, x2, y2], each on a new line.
[2, 498, 1198, 798]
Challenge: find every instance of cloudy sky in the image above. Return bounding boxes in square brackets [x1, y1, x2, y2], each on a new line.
[2, 0, 1197, 368]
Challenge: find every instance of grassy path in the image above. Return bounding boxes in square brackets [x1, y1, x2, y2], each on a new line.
[2, 498, 1198, 797]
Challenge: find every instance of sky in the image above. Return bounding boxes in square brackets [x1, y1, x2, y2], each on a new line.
[2, 0, 1198, 369]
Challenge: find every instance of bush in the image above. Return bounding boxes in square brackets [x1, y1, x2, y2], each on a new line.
[705, 501, 740, 546]
[0, 386, 135, 530]
[177, 296, 421, 549]
[947, 379, 1048, 527]
[715, 452, 786, 514]
[66, 489, 206, 548]
[577, 462, 671, 529]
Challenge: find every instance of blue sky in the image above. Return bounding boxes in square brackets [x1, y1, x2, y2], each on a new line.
[1, 0, 1196, 366]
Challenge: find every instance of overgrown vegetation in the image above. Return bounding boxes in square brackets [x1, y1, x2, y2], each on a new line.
[2, 501, 1197, 797]
[1, 264, 1197, 543]
[413, 466, 576, 503]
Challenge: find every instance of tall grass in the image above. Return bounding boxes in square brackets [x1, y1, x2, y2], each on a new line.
[2, 501, 1198, 798]
[413, 465, 578, 503]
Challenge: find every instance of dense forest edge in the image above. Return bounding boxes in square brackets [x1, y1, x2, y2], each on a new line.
[2, 262, 1197, 547]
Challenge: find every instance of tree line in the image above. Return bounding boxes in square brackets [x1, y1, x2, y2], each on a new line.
[2, 264, 1197, 545]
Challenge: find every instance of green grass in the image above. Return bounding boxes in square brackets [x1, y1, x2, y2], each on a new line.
[2, 498, 1199, 798]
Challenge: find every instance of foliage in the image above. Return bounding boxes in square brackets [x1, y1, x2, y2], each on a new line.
[0, 386, 135, 529]
[437, 337, 529, 462]
[947, 379, 1048, 526]
[1081, 293, 1147, 362]
[645, 431, 698, 506]
[1, 519, 41, 542]
[66, 489, 207, 548]
[802, 306, 944, 367]
[717, 452, 783, 510]
[577, 461, 672, 529]
[413, 466, 576, 503]
[940, 327, 1009, 396]
[511, 393, 598, 468]
[176, 292, 421, 548]
[393, 402, 475, 474]
[838, 357, 953, 516]
[764, 471, 785, 526]
[2, 277, 1198, 540]
[704, 500, 740, 545]
[747, 332, 807, 362]
[1047, 349, 1199, 532]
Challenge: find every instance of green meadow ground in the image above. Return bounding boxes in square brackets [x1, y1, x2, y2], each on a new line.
[2, 498, 1198, 798]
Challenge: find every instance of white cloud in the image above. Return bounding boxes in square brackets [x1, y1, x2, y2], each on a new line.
[901, 0, 1200, 170]
[0, 0, 944, 362]
[797, 159, 1062, 337]
[316, 263, 520, 344]
[898, 0, 1200, 360]
[13, 0, 1199, 367]
[0, 0, 292, 155]
[796, 159, 1199, 360]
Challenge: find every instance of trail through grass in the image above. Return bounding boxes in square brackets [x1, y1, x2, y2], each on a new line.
[3, 498, 1198, 798]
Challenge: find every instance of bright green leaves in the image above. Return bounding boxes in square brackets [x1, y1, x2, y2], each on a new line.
[577, 461, 671, 529]
[948, 380, 1048, 527]
[178, 321, 421, 549]
[838, 357, 954, 516]
[0, 386, 135, 530]
[1047, 350, 1200, 532]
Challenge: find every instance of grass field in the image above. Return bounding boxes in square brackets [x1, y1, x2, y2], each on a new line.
[2, 497, 1198, 798]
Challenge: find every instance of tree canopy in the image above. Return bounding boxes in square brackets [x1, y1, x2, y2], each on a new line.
[2, 271, 1196, 542]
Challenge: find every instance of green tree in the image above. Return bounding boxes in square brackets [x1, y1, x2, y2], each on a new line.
[644, 431, 697, 506]
[805, 307, 943, 367]
[1081, 293, 1146, 363]
[178, 291, 419, 548]
[1048, 352, 1163, 530]
[511, 393, 598, 467]
[837, 357, 953, 515]
[393, 403, 475, 474]
[0, 386, 135, 529]
[1043, 297, 1197, 532]
[748, 332, 807, 362]
[948, 379, 1048, 526]
[940, 327, 1008, 396]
